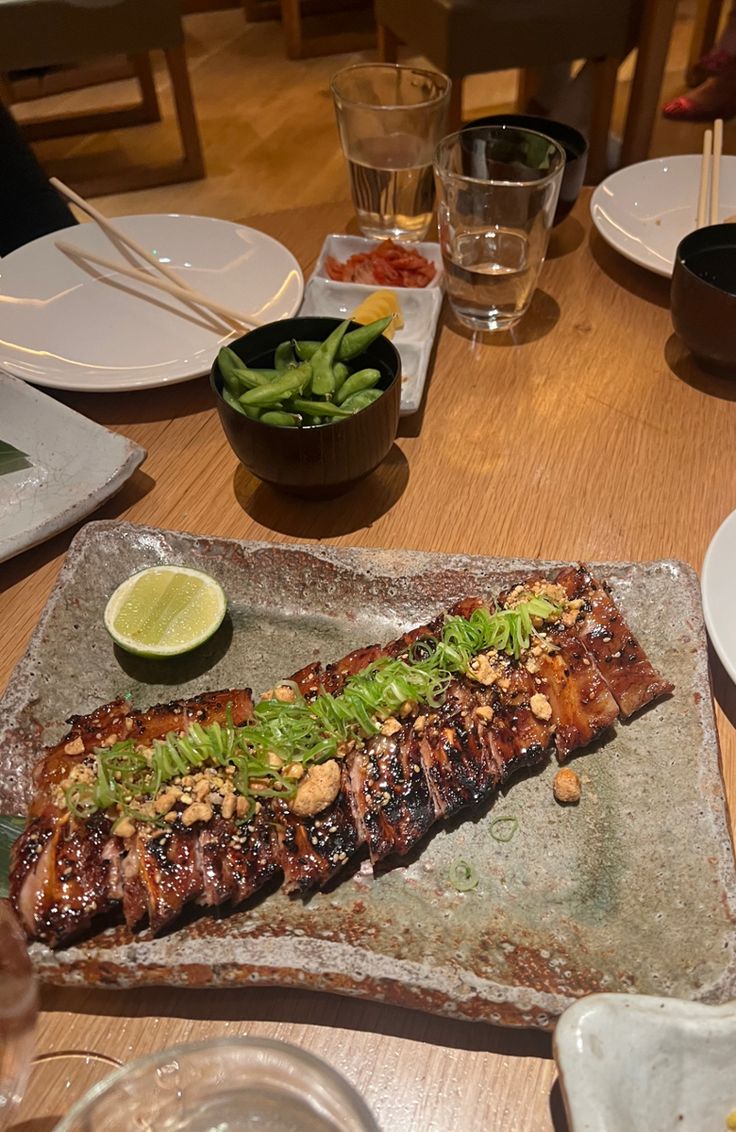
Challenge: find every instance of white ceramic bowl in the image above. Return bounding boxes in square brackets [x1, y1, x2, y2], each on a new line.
[554, 993, 736, 1132]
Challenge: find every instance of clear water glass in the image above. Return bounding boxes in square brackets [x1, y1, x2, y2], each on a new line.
[331, 63, 451, 241]
[52, 1037, 380, 1132]
[434, 126, 565, 331]
[0, 901, 38, 1130]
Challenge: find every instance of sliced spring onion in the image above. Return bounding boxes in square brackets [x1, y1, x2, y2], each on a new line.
[448, 860, 479, 892]
[489, 815, 519, 842]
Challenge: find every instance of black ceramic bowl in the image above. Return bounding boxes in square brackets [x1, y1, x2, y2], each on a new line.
[210, 316, 402, 498]
[671, 225, 736, 374]
[462, 113, 588, 224]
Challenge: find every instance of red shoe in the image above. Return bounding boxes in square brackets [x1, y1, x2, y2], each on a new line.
[662, 94, 719, 121]
[663, 74, 736, 121]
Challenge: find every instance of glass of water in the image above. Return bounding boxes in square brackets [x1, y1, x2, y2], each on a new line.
[0, 901, 38, 1130]
[331, 63, 451, 241]
[434, 126, 565, 331]
[53, 1037, 380, 1132]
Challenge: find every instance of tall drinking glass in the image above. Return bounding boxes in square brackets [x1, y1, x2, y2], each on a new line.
[434, 126, 565, 331]
[53, 1037, 380, 1132]
[331, 63, 451, 241]
[0, 901, 37, 1129]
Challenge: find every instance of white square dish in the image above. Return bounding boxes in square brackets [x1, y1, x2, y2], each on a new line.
[0, 373, 146, 562]
[301, 235, 445, 414]
[554, 993, 736, 1132]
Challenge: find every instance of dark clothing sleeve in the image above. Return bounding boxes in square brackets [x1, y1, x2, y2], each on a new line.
[0, 101, 76, 256]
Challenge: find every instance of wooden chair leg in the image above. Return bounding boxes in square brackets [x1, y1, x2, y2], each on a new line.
[588, 56, 620, 181]
[130, 53, 160, 123]
[447, 76, 463, 131]
[687, 0, 725, 82]
[163, 43, 205, 180]
[516, 67, 544, 112]
[0, 74, 13, 106]
[280, 0, 302, 58]
[620, 0, 678, 168]
[377, 23, 399, 62]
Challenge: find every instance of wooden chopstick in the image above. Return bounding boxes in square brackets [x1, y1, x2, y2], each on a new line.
[55, 240, 260, 329]
[50, 177, 248, 331]
[711, 118, 723, 226]
[697, 127, 713, 229]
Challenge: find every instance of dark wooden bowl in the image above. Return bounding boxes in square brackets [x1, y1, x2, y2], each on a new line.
[210, 316, 401, 499]
[462, 113, 588, 224]
[671, 225, 736, 375]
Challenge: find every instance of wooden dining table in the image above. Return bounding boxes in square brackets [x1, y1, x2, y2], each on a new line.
[2, 190, 736, 1131]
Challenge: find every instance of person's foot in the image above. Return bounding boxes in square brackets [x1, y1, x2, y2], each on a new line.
[663, 71, 736, 121]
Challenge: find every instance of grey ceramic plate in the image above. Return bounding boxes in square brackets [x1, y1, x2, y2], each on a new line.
[0, 374, 145, 562]
[2, 522, 735, 1029]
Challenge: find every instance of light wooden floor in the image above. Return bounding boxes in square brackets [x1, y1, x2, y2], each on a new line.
[11, 0, 734, 220]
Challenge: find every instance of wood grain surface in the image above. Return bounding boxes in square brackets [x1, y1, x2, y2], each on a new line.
[3, 190, 736, 1131]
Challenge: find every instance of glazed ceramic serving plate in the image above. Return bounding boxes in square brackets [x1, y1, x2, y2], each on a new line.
[1, 523, 735, 1029]
[0, 215, 304, 392]
[702, 508, 736, 685]
[591, 154, 736, 276]
[554, 994, 736, 1131]
[300, 235, 444, 414]
[0, 374, 145, 562]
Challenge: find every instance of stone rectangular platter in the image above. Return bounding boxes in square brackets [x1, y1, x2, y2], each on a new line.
[2, 521, 735, 1030]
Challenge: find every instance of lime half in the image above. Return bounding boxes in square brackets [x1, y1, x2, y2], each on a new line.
[104, 566, 227, 657]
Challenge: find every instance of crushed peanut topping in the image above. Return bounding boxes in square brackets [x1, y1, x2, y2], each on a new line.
[530, 693, 552, 721]
[553, 767, 581, 804]
[289, 759, 341, 817]
[381, 717, 402, 736]
[467, 651, 504, 687]
[63, 737, 85, 757]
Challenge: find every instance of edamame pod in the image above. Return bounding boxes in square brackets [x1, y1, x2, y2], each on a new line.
[294, 340, 320, 361]
[274, 341, 294, 373]
[337, 316, 393, 361]
[310, 319, 350, 397]
[222, 387, 246, 414]
[238, 362, 312, 407]
[291, 399, 351, 418]
[217, 346, 249, 396]
[334, 367, 381, 405]
[332, 362, 349, 392]
[339, 388, 383, 413]
[261, 410, 300, 427]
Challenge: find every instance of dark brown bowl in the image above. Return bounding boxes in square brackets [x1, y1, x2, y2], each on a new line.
[671, 225, 736, 375]
[210, 316, 401, 498]
[462, 113, 588, 224]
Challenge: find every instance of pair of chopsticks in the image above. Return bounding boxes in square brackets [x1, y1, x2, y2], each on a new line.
[50, 178, 256, 331]
[696, 118, 724, 229]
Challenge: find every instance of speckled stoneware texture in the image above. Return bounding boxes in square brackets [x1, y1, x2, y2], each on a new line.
[1, 521, 734, 1030]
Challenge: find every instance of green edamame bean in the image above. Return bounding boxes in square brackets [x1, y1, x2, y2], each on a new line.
[260, 410, 300, 427]
[238, 362, 312, 407]
[310, 319, 350, 397]
[337, 316, 393, 362]
[274, 341, 294, 373]
[222, 387, 246, 414]
[291, 399, 351, 418]
[340, 389, 383, 413]
[294, 340, 319, 362]
[333, 362, 349, 392]
[217, 346, 249, 396]
[334, 368, 381, 405]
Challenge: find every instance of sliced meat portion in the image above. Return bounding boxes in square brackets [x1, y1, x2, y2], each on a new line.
[273, 766, 361, 894]
[218, 807, 281, 906]
[555, 566, 673, 717]
[418, 682, 500, 818]
[123, 825, 204, 933]
[532, 624, 620, 759]
[349, 726, 436, 863]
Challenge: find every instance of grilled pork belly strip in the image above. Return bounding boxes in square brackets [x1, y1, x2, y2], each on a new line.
[10, 568, 672, 946]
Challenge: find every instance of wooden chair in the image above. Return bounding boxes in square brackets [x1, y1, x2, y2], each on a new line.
[0, 0, 204, 196]
[374, 0, 678, 182]
[242, 0, 373, 59]
[686, 0, 726, 83]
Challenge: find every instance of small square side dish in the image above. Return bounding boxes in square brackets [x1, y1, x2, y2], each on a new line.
[554, 993, 736, 1132]
[301, 235, 445, 414]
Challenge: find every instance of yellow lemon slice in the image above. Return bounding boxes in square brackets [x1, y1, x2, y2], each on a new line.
[350, 290, 404, 339]
[104, 566, 227, 657]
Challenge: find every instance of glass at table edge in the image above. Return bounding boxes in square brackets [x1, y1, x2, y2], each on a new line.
[51, 1036, 380, 1132]
[329, 62, 451, 110]
[433, 125, 567, 188]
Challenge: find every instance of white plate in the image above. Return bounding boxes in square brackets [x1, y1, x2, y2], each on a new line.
[591, 155, 736, 276]
[554, 993, 736, 1132]
[0, 372, 145, 561]
[0, 214, 304, 392]
[301, 235, 444, 414]
[702, 508, 736, 684]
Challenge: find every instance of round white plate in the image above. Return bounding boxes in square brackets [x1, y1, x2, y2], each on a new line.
[590, 155, 736, 277]
[702, 508, 736, 684]
[0, 214, 304, 392]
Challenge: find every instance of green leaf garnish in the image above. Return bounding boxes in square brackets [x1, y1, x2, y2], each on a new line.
[0, 816, 25, 899]
[0, 441, 31, 476]
[66, 595, 561, 822]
